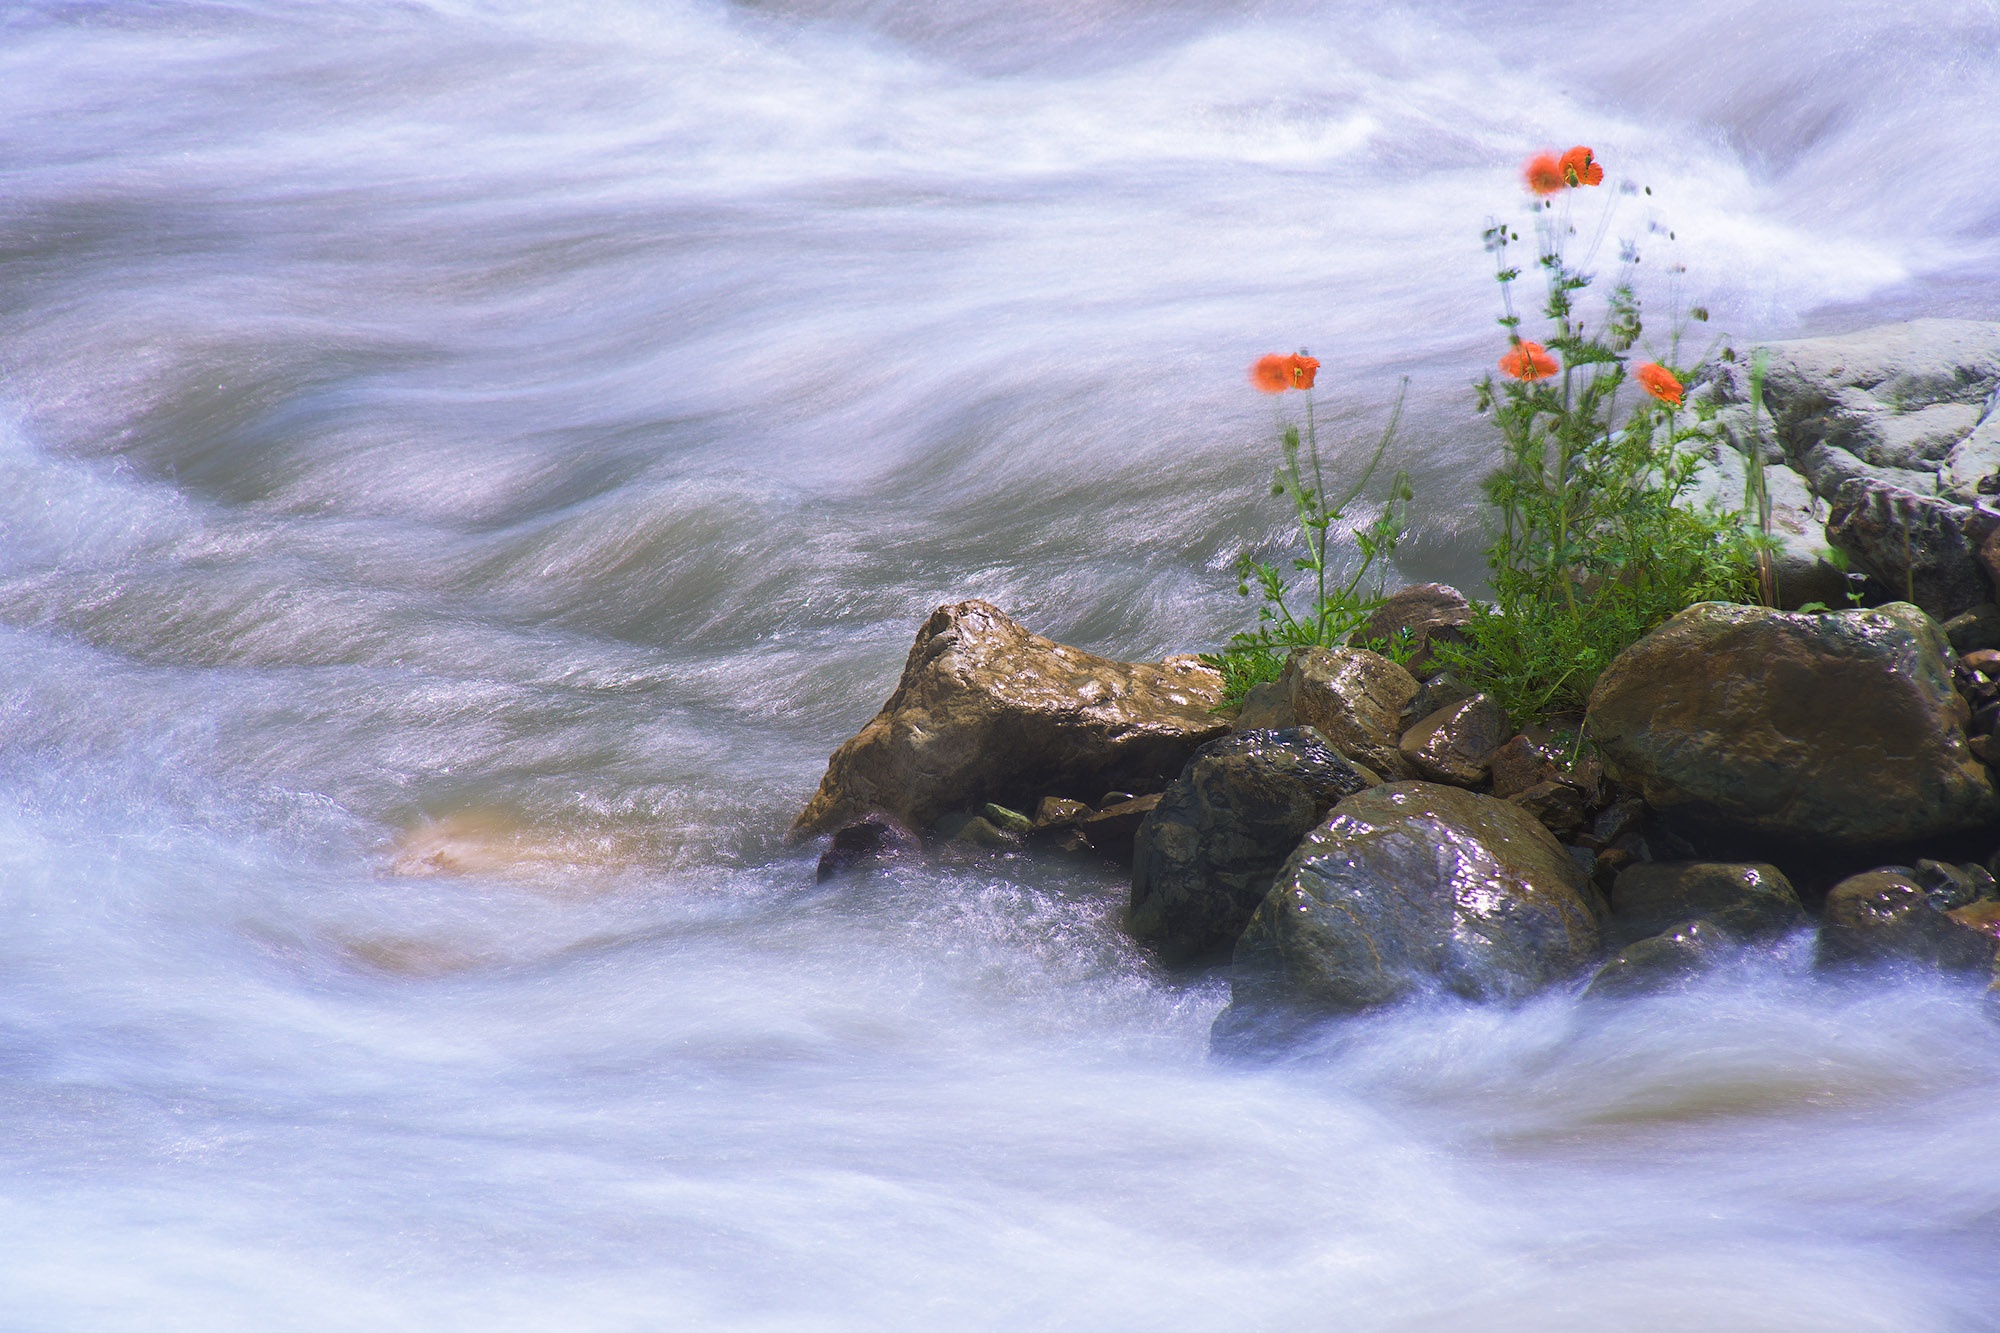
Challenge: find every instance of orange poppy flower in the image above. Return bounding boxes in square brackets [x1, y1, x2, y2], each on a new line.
[1250, 352, 1320, 393]
[1635, 361, 1683, 406]
[1559, 145, 1603, 187]
[1524, 152, 1566, 196]
[1499, 340, 1558, 381]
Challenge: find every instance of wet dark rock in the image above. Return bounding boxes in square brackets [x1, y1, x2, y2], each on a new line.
[1826, 478, 1998, 621]
[1816, 868, 2000, 973]
[1359, 583, 1472, 676]
[815, 813, 922, 882]
[1400, 671, 1474, 732]
[1507, 780, 1589, 838]
[1489, 734, 1556, 800]
[1283, 647, 1418, 779]
[1607, 860, 1805, 947]
[1586, 602, 1999, 846]
[1583, 919, 1735, 1000]
[1216, 782, 1603, 1037]
[1945, 603, 2000, 656]
[1398, 693, 1509, 787]
[1129, 728, 1380, 964]
[1910, 858, 1997, 910]
[792, 600, 1228, 837]
[1078, 794, 1160, 865]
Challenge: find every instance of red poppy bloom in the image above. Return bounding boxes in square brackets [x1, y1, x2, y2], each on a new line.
[1250, 352, 1319, 393]
[1499, 340, 1558, 381]
[1559, 145, 1603, 187]
[1524, 152, 1566, 196]
[1635, 361, 1683, 407]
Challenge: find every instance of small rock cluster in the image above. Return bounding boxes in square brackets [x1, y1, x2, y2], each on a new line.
[795, 321, 2000, 1053]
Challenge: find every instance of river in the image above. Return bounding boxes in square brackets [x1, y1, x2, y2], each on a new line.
[3, 1, 2000, 1327]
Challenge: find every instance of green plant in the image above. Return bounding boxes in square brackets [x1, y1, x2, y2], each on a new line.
[1435, 150, 1756, 719]
[1201, 360, 1411, 704]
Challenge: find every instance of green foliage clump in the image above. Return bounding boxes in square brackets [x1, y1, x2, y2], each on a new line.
[1202, 385, 1411, 704]
[1435, 195, 1756, 720]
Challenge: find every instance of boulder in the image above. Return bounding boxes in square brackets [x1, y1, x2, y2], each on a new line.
[1216, 782, 1603, 1035]
[1399, 693, 1509, 786]
[1944, 603, 2000, 655]
[1825, 478, 1998, 621]
[1607, 860, 1805, 947]
[1703, 319, 2000, 504]
[1583, 919, 1736, 1000]
[1282, 647, 1418, 779]
[1586, 602, 1999, 846]
[1078, 794, 1160, 864]
[1130, 728, 1379, 963]
[1815, 868, 2000, 973]
[1360, 583, 1471, 675]
[792, 601, 1228, 837]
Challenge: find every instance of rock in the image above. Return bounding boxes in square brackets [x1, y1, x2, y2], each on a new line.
[979, 802, 1032, 836]
[1398, 693, 1509, 787]
[1816, 868, 2000, 973]
[815, 812, 922, 882]
[1233, 679, 1296, 731]
[1282, 647, 1419, 779]
[1704, 319, 2000, 503]
[1360, 583, 1472, 675]
[792, 601, 1229, 837]
[1079, 794, 1160, 864]
[1586, 602, 2000, 845]
[1129, 728, 1380, 964]
[1582, 919, 1735, 1000]
[1826, 478, 1998, 621]
[1507, 780, 1589, 838]
[1400, 672, 1474, 732]
[1685, 452, 1852, 611]
[1944, 603, 2000, 655]
[1607, 860, 1805, 947]
[1489, 734, 1556, 800]
[1910, 858, 1997, 910]
[932, 811, 1021, 849]
[1217, 782, 1603, 1034]
[1031, 796, 1093, 831]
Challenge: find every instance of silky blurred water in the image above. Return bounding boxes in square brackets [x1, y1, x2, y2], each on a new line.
[3, 1, 2000, 1328]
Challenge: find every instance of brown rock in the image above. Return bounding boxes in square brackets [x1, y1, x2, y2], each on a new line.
[1816, 868, 2000, 972]
[1607, 860, 1805, 946]
[1233, 679, 1297, 731]
[1079, 794, 1161, 865]
[1399, 693, 1509, 787]
[1489, 734, 1558, 799]
[815, 813, 921, 883]
[1360, 583, 1473, 675]
[1032, 796, 1093, 830]
[792, 601, 1228, 838]
[1507, 779, 1589, 837]
[1284, 647, 1419, 778]
[1586, 602, 1999, 845]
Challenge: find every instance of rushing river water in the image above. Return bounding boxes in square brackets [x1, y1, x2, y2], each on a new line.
[4, 1, 2000, 1327]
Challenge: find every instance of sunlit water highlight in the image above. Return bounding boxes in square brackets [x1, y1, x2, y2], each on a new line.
[3, 1, 2000, 1327]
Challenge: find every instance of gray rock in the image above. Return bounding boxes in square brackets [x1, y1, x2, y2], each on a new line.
[1705, 319, 2000, 501]
[1129, 728, 1380, 964]
[1583, 919, 1735, 1000]
[1944, 603, 2000, 655]
[1283, 647, 1418, 779]
[1217, 782, 1603, 1036]
[1825, 478, 1998, 621]
[1399, 693, 1509, 787]
[1586, 602, 1999, 845]
[1607, 860, 1805, 947]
